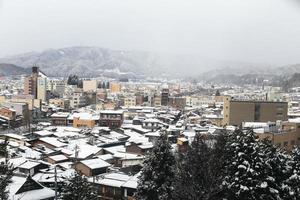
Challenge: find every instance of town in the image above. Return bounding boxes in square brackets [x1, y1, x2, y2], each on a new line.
[0, 66, 300, 199]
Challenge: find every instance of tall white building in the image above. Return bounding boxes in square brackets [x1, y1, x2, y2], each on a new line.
[37, 77, 47, 102]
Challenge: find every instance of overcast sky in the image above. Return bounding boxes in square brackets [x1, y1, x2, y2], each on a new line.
[1, 0, 300, 65]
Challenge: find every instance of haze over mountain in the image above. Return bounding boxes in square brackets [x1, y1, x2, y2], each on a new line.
[0, 46, 260, 78]
[0, 46, 299, 87]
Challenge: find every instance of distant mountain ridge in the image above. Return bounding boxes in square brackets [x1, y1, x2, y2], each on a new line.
[0, 46, 265, 78]
[0, 46, 299, 81]
[0, 63, 30, 76]
[0, 46, 212, 78]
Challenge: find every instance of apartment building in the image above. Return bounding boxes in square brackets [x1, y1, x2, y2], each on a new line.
[83, 80, 97, 92]
[223, 97, 288, 126]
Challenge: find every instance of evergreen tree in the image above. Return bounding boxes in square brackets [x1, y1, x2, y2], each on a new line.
[207, 131, 229, 199]
[136, 133, 175, 200]
[0, 162, 13, 200]
[0, 138, 12, 200]
[221, 129, 281, 200]
[260, 139, 292, 200]
[284, 148, 300, 200]
[0, 137, 9, 161]
[173, 133, 212, 200]
[61, 172, 97, 200]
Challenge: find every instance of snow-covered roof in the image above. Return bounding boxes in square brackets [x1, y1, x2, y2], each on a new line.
[8, 176, 55, 200]
[3, 133, 26, 140]
[48, 154, 68, 162]
[69, 144, 102, 159]
[51, 112, 70, 118]
[68, 112, 99, 120]
[100, 110, 124, 114]
[288, 118, 300, 123]
[39, 137, 67, 148]
[80, 158, 111, 169]
[18, 161, 41, 169]
[34, 130, 53, 137]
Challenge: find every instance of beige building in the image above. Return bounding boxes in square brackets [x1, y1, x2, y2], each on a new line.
[223, 97, 288, 126]
[11, 96, 41, 111]
[153, 95, 161, 107]
[83, 80, 97, 92]
[49, 98, 70, 109]
[37, 77, 47, 102]
[124, 96, 136, 107]
[110, 82, 121, 93]
[257, 121, 300, 151]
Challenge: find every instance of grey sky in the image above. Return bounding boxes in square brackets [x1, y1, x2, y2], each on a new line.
[1, 0, 300, 65]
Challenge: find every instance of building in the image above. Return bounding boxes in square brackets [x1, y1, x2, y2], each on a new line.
[110, 82, 121, 93]
[70, 91, 86, 108]
[48, 80, 66, 97]
[69, 113, 99, 128]
[11, 95, 42, 111]
[161, 88, 169, 106]
[51, 112, 70, 126]
[124, 96, 136, 107]
[83, 80, 97, 92]
[99, 110, 124, 129]
[153, 94, 161, 107]
[168, 97, 186, 110]
[223, 97, 288, 126]
[8, 176, 55, 200]
[0, 107, 23, 128]
[49, 98, 70, 110]
[256, 120, 300, 151]
[24, 67, 39, 98]
[74, 158, 111, 176]
[37, 77, 47, 102]
[126, 142, 153, 155]
[90, 172, 137, 200]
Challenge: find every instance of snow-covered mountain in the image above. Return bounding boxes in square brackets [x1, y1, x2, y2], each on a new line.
[0, 46, 216, 78]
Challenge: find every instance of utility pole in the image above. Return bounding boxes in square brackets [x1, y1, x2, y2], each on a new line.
[54, 165, 58, 200]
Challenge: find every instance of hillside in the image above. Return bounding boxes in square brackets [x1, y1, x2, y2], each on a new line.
[0, 63, 30, 76]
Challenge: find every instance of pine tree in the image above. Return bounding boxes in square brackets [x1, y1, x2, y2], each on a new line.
[208, 131, 229, 199]
[136, 132, 175, 200]
[284, 148, 300, 200]
[259, 139, 293, 200]
[0, 137, 8, 161]
[173, 133, 212, 200]
[0, 138, 12, 200]
[221, 129, 281, 200]
[61, 172, 98, 200]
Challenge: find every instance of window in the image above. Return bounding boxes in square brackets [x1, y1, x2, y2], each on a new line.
[284, 141, 288, 147]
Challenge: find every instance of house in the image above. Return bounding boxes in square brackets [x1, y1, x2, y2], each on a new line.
[68, 112, 99, 128]
[69, 144, 103, 160]
[122, 173, 139, 200]
[126, 141, 153, 155]
[142, 118, 160, 131]
[50, 112, 70, 126]
[33, 137, 67, 150]
[16, 160, 49, 176]
[74, 158, 111, 176]
[8, 175, 55, 200]
[45, 154, 69, 164]
[90, 172, 136, 200]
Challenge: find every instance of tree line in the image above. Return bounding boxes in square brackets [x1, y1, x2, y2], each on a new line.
[136, 129, 300, 200]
